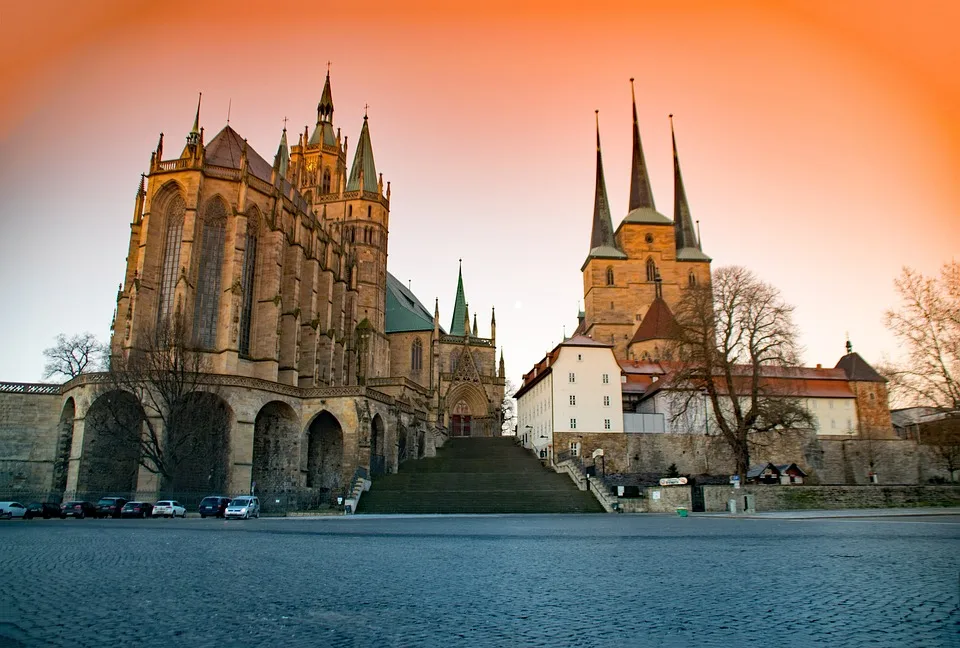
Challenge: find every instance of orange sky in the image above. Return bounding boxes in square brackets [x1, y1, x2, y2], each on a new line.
[0, 0, 958, 384]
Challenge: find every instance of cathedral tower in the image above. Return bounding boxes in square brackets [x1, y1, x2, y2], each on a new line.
[579, 81, 711, 361]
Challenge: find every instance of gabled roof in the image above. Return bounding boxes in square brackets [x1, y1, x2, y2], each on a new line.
[629, 297, 679, 346]
[205, 126, 273, 182]
[560, 335, 612, 348]
[385, 272, 442, 334]
[677, 247, 712, 262]
[835, 352, 886, 382]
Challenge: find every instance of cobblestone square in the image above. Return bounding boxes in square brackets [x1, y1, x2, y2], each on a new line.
[0, 514, 957, 647]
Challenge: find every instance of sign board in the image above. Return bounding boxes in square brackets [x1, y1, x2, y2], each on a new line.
[659, 477, 688, 486]
[592, 448, 605, 459]
[652, 490, 661, 500]
[729, 475, 740, 484]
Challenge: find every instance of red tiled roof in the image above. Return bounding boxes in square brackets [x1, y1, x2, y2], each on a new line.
[629, 297, 679, 346]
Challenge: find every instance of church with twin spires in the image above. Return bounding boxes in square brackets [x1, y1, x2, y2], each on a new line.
[575, 80, 710, 362]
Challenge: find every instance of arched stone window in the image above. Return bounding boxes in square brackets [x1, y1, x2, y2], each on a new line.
[411, 338, 423, 372]
[322, 168, 331, 194]
[450, 350, 460, 372]
[606, 266, 614, 286]
[239, 208, 259, 356]
[157, 194, 186, 328]
[193, 197, 228, 349]
[688, 271, 697, 287]
[646, 257, 657, 282]
[348, 205, 353, 219]
[367, 205, 372, 218]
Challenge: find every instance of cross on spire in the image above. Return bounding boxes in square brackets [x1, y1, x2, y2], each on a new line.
[364, 103, 370, 118]
[282, 116, 288, 130]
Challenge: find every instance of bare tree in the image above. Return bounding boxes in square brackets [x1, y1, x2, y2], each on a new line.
[92, 315, 229, 492]
[883, 262, 959, 410]
[43, 332, 106, 380]
[668, 266, 814, 481]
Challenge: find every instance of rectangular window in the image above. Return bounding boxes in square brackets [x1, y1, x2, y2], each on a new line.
[603, 395, 610, 407]
[570, 441, 580, 457]
[569, 395, 576, 406]
[570, 418, 577, 429]
[602, 373, 609, 384]
[569, 372, 576, 383]
[604, 419, 611, 430]
[577, 354, 582, 361]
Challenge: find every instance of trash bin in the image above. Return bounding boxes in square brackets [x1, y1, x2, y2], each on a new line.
[743, 494, 756, 513]
[728, 498, 737, 513]
[676, 507, 688, 517]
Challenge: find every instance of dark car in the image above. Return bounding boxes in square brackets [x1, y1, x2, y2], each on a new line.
[61, 501, 97, 519]
[121, 501, 153, 518]
[96, 497, 128, 519]
[24, 502, 60, 519]
[198, 496, 231, 518]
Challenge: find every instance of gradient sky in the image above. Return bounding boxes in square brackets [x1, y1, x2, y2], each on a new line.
[1, 0, 957, 388]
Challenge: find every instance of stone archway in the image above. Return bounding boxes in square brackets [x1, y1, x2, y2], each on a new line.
[78, 390, 143, 496]
[397, 424, 408, 462]
[370, 414, 386, 476]
[305, 411, 343, 497]
[445, 384, 488, 438]
[164, 392, 232, 494]
[252, 401, 300, 494]
[53, 398, 76, 495]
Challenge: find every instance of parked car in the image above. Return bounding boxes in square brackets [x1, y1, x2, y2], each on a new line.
[152, 501, 186, 518]
[224, 496, 260, 519]
[61, 501, 97, 519]
[24, 502, 60, 519]
[0, 502, 27, 519]
[96, 497, 128, 519]
[198, 496, 231, 518]
[121, 501, 154, 518]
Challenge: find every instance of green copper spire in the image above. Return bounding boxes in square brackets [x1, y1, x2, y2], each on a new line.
[450, 259, 468, 336]
[628, 79, 655, 211]
[346, 113, 379, 193]
[309, 69, 337, 147]
[274, 126, 289, 178]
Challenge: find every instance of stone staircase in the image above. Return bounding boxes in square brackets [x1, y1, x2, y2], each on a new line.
[356, 437, 605, 514]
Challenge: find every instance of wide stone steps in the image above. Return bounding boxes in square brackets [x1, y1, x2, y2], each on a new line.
[356, 437, 604, 514]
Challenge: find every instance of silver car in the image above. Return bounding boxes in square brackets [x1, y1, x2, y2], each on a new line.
[0, 502, 26, 519]
[224, 496, 260, 519]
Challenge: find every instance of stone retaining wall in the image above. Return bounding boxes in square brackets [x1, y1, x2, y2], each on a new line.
[701, 484, 960, 512]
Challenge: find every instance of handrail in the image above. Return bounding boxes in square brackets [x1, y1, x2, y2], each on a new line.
[0, 381, 62, 395]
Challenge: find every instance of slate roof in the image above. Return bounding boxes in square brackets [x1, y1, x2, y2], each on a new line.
[621, 206, 673, 226]
[385, 272, 442, 334]
[677, 247, 712, 262]
[205, 125, 274, 183]
[585, 116, 627, 266]
[449, 265, 468, 336]
[835, 352, 886, 382]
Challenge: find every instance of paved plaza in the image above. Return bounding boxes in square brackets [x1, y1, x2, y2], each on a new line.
[0, 513, 957, 647]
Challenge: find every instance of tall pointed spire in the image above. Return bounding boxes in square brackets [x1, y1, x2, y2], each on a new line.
[347, 113, 378, 193]
[450, 259, 468, 336]
[186, 92, 202, 148]
[319, 66, 334, 122]
[671, 114, 700, 252]
[585, 111, 626, 264]
[274, 125, 289, 178]
[309, 68, 336, 146]
[628, 79, 655, 211]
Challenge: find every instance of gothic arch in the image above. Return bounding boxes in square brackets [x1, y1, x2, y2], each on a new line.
[193, 196, 229, 348]
[606, 266, 614, 286]
[445, 382, 488, 437]
[78, 390, 143, 496]
[411, 337, 423, 373]
[646, 257, 657, 282]
[53, 398, 76, 494]
[252, 401, 301, 494]
[240, 205, 261, 356]
[688, 270, 697, 287]
[164, 391, 232, 493]
[370, 414, 386, 476]
[156, 189, 187, 329]
[322, 168, 331, 194]
[303, 411, 343, 495]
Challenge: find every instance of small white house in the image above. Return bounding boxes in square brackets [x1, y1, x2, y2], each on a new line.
[514, 336, 624, 460]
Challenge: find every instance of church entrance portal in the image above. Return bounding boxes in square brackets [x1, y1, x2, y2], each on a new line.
[370, 414, 386, 476]
[451, 400, 472, 437]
